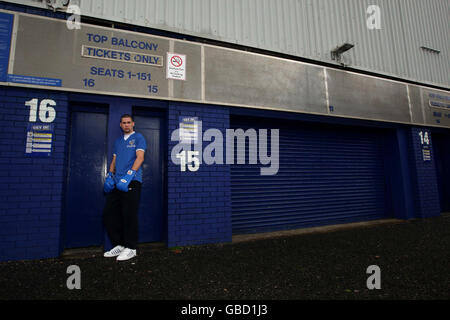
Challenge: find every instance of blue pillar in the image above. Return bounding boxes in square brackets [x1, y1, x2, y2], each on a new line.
[408, 127, 441, 218]
[167, 102, 232, 247]
[387, 128, 415, 220]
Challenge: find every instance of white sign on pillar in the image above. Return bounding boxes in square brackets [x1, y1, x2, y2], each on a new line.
[166, 53, 186, 80]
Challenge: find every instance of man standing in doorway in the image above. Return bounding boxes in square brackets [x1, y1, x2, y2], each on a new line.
[102, 114, 147, 261]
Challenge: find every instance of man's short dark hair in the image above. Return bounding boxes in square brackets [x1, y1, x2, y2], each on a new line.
[120, 114, 134, 122]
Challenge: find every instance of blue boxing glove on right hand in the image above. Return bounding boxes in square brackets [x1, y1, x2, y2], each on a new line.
[104, 172, 115, 193]
[116, 169, 136, 192]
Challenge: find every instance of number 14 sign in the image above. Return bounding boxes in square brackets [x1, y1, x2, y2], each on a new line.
[418, 130, 432, 162]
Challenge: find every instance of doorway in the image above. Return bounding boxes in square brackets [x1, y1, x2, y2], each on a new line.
[133, 111, 165, 242]
[64, 104, 165, 249]
[64, 106, 108, 248]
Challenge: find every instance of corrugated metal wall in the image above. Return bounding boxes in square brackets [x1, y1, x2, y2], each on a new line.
[5, 0, 450, 87]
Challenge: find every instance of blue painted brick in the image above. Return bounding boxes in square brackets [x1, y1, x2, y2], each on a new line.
[408, 127, 440, 219]
[0, 85, 68, 262]
[167, 102, 231, 248]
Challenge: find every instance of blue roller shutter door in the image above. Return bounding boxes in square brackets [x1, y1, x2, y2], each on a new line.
[231, 117, 390, 234]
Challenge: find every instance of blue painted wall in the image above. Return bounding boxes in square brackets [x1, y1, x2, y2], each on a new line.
[0, 84, 448, 261]
[0, 2, 447, 260]
[0, 86, 68, 261]
[167, 102, 232, 247]
[384, 126, 441, 220]
[408, 127, 441, 218]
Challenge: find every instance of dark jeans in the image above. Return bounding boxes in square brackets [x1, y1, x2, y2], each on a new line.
[103, 180, 142, 250]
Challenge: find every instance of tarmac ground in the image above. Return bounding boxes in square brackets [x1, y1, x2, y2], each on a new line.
[0, 214, 449, 301]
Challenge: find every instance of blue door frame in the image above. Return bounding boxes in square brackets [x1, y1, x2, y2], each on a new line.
[62, 93, 168, 251]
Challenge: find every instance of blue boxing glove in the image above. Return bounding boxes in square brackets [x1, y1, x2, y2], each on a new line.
[104, 172, 115, 193]
[116, 169, 136, 192]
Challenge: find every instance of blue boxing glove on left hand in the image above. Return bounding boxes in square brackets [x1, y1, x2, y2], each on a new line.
[116, 169, 136, 192]
[104, 172, 115, 193]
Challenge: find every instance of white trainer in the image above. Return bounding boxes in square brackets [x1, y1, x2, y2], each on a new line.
[103, 245, 125, 258]
[116, 248, 137, 261]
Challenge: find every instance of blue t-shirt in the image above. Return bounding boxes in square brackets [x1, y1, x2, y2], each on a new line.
[113, 132, 147, 183]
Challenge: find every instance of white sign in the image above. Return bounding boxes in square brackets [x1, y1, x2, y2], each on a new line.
[166, 52, 186, 80]
[179, 116, 199, 143]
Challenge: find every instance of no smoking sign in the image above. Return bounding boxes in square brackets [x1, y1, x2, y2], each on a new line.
[167, 52, 186, 80]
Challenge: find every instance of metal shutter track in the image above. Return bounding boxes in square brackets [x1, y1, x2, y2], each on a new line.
[231, 119, 388, 234]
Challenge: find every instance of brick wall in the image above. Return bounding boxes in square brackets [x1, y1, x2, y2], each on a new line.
[408, 127, 441, 218]
[0, 86, 68, 261]
[167, 102, 232, 247]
